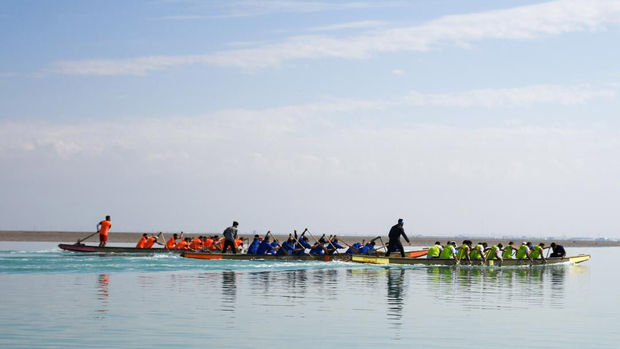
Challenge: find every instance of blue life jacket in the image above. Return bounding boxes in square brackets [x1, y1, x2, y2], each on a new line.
[257, 241, 276, 255]
[248, 239, 260, 255]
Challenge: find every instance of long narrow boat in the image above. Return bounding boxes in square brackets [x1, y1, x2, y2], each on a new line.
[351, 254, 591, 267]
[58, 244, 186, 254]
[181, 251, 351, 261]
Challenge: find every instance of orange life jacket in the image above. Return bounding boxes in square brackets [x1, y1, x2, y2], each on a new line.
[189, 238, 203, 250]
[136, 237, 147, 248]
[165, 237, 176, 249]
[235, 238, 243, 248]
[144, 237, 157, 249]
[176, 240, 189, 250]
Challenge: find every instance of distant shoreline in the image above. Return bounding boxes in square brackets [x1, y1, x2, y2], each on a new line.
[1, 230, 618, 248]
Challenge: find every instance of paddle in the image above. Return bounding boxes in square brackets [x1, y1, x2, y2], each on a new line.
[76, 231, 99, 245]
[306, 230, 330, 255]
[325, 235, 341, 255]
[267, 231, 289, 256]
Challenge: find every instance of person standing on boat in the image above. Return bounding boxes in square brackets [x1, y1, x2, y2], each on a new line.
[222, 221, 239, 254]
[97, 215, 112, 247]
[549, 242, 566, 258]
[385, 218, 410, 258]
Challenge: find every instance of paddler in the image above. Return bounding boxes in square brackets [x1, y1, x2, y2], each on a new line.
[385, 218, 410, 258]
[486, 243, 503, 262]
[276, 235, 297, 256]
[469, 242, 487, 263]
[256, 234, 276, 255]
[97, 215, 112, 247]
[189, 236, 203, 250]
[502, 241, 517, 259]
[439, 241, 457, 259]
[136, 233, 148, 248]
[247, 235, 261, 255]
[176, 237, 191, 250]
[359, 237, 379, 255]
[530, 243, 547, 262]
[457, 240, 472, 263]
[515, 242, 533, 261]
[427, 241, 443, 259]
[222, 221, 239, 254]
[309, 237, 328, 256]
[166, 233, 183, 249]
[549, 242, 566, 258]
[143, 234, 162, 249]
[294, 232, 312, 255]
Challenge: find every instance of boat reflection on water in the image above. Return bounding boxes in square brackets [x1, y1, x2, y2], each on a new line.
[96, 273, 109, 315]
[221, 271, 237, 314]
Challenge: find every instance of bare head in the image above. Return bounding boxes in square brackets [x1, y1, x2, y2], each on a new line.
[105, 215, 111, 221]
[232, 221, 239, 227]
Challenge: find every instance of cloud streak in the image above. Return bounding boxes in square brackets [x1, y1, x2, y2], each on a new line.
[51, 0, 620, 76]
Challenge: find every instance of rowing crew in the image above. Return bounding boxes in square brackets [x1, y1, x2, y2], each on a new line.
[426, 240, 567, 263]
[135, 232, 244, 252]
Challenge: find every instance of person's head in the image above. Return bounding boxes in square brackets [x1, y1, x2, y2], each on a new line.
[539, 243, 545, 247]
[369, 241, 375, 246]
[232, 221, 239, 227]
[462, 240, 468, 245]
[185, 237, 191, 242]
[498, 243, 503, 248]
[105, 215, 111, 221]
[526, 241, 532, 247]
[550, 242, 556, 248]
[508, 241, 514, 246]
[253, 234, 259, 240]
[435, 241, 441, 245]
[142, 233, 147, 237]
[398, 218, 404, 225]
[482, 242, 488, 248]
[173, 233, 178, 239]
[264, 236, 270, 242]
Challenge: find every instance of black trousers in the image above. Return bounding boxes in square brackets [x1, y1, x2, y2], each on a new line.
[385, 241, 405, 257]
[222, 240, 237, 254]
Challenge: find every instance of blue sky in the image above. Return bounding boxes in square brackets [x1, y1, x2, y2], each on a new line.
[1, 0, 620, 238]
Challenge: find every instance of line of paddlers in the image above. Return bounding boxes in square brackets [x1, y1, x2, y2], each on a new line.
[425, 240, 567, 263]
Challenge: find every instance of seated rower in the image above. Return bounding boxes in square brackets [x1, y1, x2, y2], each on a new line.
[530, 243, 547, 262]
[486, 243, 503, 261]
[276, 235, 297, 256]
[144, 234, 162, 249]
[502, 241, 517, 259]
[549, 242, 566, 258]
[427, 241, 443, 259]
[457, 240, 472, 263]
[309, 238, 328, 256]
[469, 242, 487, 262]
[247, 235, 261, 255]
[294, 235, 312, 255]
[439, 241, 457, 259]
[256, 235, 277, 255]
[176, 237, 191, 250]
[326, 236, 344, 255]
[235, 237, 244, 251]
[359, 240, 378, 255]
[189, 236, 203, 250]
[211, 236, 223, 251]
[166, 233, 183, 249]
[136, 234, 149, 248]
[345, 242, 362, 254]
[515, 242, 533, 261]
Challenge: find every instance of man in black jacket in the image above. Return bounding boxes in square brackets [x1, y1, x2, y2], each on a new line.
[549, 242, 566, 258]
[385, 218, 410, 257]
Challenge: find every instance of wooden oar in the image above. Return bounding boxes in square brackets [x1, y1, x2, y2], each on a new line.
[306, 231, 330, 255]
[325, 235, 341, 255]
[267, 231, 289, 256]
[76, 231, 99, 245]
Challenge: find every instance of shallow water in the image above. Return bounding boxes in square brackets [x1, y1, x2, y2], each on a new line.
[0, 242, 617, 348]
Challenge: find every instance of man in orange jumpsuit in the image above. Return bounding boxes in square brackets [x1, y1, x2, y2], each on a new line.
[97, 216, 112, 247]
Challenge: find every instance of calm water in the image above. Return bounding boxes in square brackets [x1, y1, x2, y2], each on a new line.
[0, 242, 617, 348]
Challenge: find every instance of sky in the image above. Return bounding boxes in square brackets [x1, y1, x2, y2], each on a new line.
[1, 0, 620, 238]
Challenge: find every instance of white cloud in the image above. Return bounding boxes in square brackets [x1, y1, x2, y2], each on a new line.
[308, 20, 387, 32]
[405, 84, 616, 107]
[51, 0, 620, 76]
[392, 69, 405, 76]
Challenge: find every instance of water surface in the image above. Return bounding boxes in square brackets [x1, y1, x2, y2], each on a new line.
[0, 243, 616, 348]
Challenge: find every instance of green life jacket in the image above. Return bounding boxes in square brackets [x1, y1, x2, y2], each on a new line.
[428, 245, 441, 257]
[486, 245, 499, 260]
[470, 244, 484, 259]
[457, 245, 469, 260]
[531, 245, 543, 259]
[440, 245, 454, 259]
[516, 244, 529, 259]
[502, 246, 514, 259]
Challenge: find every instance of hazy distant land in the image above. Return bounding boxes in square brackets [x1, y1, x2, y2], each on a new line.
[1, 230, 618, 248]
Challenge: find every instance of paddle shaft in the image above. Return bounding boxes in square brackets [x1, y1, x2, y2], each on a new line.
[77, 231, 99, 244]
